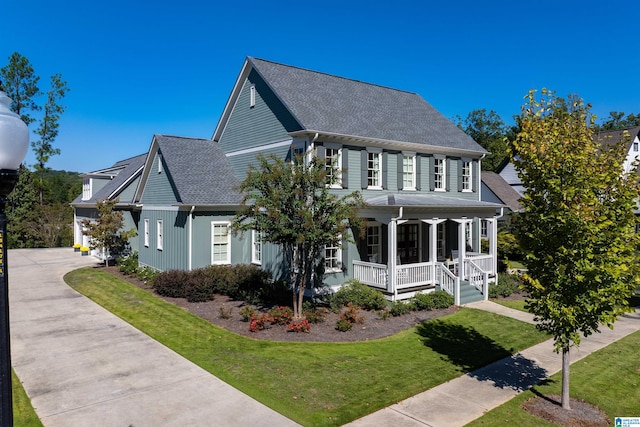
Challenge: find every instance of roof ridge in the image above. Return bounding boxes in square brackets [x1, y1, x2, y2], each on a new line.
[249, 56, 420, 97]
[155, 134, 212, 142]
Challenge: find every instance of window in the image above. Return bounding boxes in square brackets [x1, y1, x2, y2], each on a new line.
[324, 146, 342, 187]
[252, 230, 263, 265]
[437, 223, 445, 258]
[465, 222, 472, 248]
[481, 220, 488, 238]
[211, 222, 231, 264]
[250, 84, 256, 108]
[367, 225, 381, 263]
[367, 151, 382, 188]
[461, 160, 472, 191]
[634, 141, 639, 152]
[158, 156, 163, 173]
[325, 243, 342, 272]
[144, 218, 149, 247]
[82, 178, 91, 200]
[434, 157, 445, 191]
[402, 154, 416, 190]
[157, 220, 163, 250]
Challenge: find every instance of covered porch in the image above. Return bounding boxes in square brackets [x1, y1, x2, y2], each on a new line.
[352, 194, 503, 303]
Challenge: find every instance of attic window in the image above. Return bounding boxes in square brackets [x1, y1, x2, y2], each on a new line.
[158, 156, 163, 173]
[82, 178, 91, 200]
[250, 84, 256, 108]
[634, 141, 638, 152]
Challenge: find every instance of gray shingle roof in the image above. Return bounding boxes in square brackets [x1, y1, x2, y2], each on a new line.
[154, 135, 242, 205]
[248, 57, 486, 153]
[365, 193, 502, 209]
[594, 126, 640, 151]
[71, 153, 147, 205]
[481, 171, 522, 212]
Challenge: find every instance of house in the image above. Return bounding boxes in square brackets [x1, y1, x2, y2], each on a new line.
[71, 153, 146, 259]
[481, 171, 522, 217]
[75, 57, 505, 303]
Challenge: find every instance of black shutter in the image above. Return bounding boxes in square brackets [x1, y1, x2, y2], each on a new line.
[415, 155, 421, 190]
[397, 153, 404, 190]
[342, 148, 348, 189]
[361, 150, 367, 189]
[382, 152, 388, 189]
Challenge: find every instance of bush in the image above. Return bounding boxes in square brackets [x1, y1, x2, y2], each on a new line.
[287, 319, 311, 333]
[249, 313, 271, 332]
[268, 306, 293, 325]
[335, 318, 353, 332]
[137, 266, 159, 284]
[331, 279, 387, 311]
[489, 273, 521, 298]
[429, 290, 454, 309]
[152, 269, 190, 298]
[304, 307, 328, 324]
[412, 293, 435, 311]
[239, 305, 257, 322]
[390, 300, 413, 316]
[117, 252, 138, 276]
[234, 264, 273, 302]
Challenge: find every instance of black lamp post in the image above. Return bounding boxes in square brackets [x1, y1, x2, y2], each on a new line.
[0, 83, 29, 426]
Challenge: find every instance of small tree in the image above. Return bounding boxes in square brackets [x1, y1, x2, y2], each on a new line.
[232, 154, 364, 319]
[511, 89, 640, 409]
[82, 198, 136, 266]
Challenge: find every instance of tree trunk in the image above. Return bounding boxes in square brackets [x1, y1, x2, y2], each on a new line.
[561, 345, 571, 410]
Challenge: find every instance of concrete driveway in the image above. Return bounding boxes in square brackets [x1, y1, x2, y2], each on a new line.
[9, 248, 298, 426]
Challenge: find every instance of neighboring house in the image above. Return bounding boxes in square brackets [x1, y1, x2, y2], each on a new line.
[495, 157, 525, 197]
[75, 57, 505, 303]
[71, 153, 147, 259]
[481, 172, 522, 216]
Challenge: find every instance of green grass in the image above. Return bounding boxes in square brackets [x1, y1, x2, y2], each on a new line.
[468, 329, 640, 426]
[13, 369, 43, 427]
[494, 299, 528, 312]
[65, 267, 549, 426]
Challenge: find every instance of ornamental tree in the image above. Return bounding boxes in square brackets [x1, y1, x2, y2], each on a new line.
[82, 198, 137, 266]
[510, 89, 640, 409]
[232, 153, 364, 319]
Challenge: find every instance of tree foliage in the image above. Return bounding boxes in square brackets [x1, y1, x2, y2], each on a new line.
[510, 89, 640, 409]
[596, 111, 640, 131]
[455, 109, 509, 171]
[232, 154, 364, 318]
[82, 198, 137, 266]
[0, 52, 40, 126]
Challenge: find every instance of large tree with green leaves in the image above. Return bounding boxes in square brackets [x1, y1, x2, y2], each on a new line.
[510, 89, 640, 410]
[232, 154, 364, 319]
[455, 109, 509, 171]
[82, 198, 136, 266]
[596, 111, 640, 131]
[0, 52, 40, 126]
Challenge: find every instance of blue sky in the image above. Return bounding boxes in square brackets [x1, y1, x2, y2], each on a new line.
[2, 0, 638, 172]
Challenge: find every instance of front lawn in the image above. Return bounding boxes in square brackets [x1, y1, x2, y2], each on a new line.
[13, 369, 43, 427]
[65, 267, 548, 426]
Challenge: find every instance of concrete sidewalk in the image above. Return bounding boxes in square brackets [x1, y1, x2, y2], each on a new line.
[9, 248, 298, 427]
[346, 300, 640, 427]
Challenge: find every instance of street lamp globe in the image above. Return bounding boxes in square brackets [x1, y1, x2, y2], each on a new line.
[0, 83, 30, 427]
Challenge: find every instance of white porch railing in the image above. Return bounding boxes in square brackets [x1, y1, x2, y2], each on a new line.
[353, 260, 387, 290]
[437, 263, 460, 306]
[465, 259, 489, 300]
[466, 252, 494, 275]
[396, 262, 435, 289]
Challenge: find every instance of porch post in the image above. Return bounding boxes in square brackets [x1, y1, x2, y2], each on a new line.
[452, 218, 469, 279]
[421, 218, 445, 263]
[489, 217, 498, 280]
[388, 219, 396, 298]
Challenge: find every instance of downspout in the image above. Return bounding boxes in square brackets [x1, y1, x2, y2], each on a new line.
[388, 207, 403, 300]
[188, 206, 195, 271]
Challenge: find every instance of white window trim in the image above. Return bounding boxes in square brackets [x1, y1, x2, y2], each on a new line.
[82, 178, 91, 200]
[251, 229, 262, 265]
[462, 160, 472, 192]
[367, 148, 383, 190]
[434, 156, 446, 192]
[211, 221, 231, 265]
[437, 222, 446, 259]
[157, 219, 163, 251]
[325, 236, 343, 273]
[324, 143, 342, 188]
[480, 220, 488, 238]
[158, 156, 163, 174]
[144, 218, 149, 247]
[402, 152, 416, 191]
[250, 84, 256, 108]
[366, 223, 381, 263]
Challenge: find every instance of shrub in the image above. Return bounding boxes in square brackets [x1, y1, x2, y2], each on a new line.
[304, 307, 327, 324]
[490, 273, 522, 298]
[341, 302, 364, 324]
[287, 319, 311, 333]
[117, 252, 138, 276]
[412, 293, 435, 311]
[390, 300, 413, 317]
[152, 269, 190, 298]
[234, 264, 272, 302]
[239, 305, 257, 322]
[335, 318, 353, 332]
[218, 306, 232, 319]
[429, 290, 454, 309]
[249, 313, 271, 332]
[268, 306, 294, 325]
[137, 266, 159, 284]
[185, 269, 217, 302]
[378, 308, 391, 320]
[331, 279, 387, 311]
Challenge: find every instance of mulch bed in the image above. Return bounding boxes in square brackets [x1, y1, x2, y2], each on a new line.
[100, 265, 458, 342]
[522, 394, 609, 426]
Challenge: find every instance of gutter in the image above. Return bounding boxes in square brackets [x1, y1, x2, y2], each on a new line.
[188, 205, 195, 271]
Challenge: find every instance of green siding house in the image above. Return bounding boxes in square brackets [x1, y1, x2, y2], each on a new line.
[75, 57, 504, 303]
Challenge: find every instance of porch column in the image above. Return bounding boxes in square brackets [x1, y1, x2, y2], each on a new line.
[388, 219, 397, 297]
[489, 217, 498, 278]
[452, 218, 470, 279]
[421, 218, 446, 263]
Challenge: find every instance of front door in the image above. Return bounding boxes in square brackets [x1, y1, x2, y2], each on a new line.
[397, 223, 419, 264]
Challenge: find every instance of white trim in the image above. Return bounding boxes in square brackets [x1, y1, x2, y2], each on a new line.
[461, 159, 472, 192]
[324, 237, 342, 273]
[250, 84, 256, 108]
[211, 221, 231, 265]
[225, 139, 293, 157]
[433, 155, 446, 192]
[144, 218, 149, 247]
[366, 149, 383, 190]
[108, 165, 144, 199]
[158, 155, 163, 173]
[251, 230, 263, 265]
[402, 153, 416, 191]
[156, 219, 163, 251]
[366, 223, 382, 263]
[323, 145, 342, 188]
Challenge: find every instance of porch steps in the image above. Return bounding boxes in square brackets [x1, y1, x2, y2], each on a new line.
[459, 281, 484, 305]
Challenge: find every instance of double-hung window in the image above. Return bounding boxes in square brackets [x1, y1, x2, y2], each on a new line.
[481, 220, 488, 238]
[324, 145, 342, 188]
[461, 160, 472, 191]
[144, 218, 149, 247]
[211, 222, 231, 264]
[367, 225, 381, 263]
[325, 238, 342, 273]
[402, 154, 416, 190]
[157, 220, 163, 251]
[367, 151, 382, 189]
[82, 178, 91, 200]
[251, 230, 263, 265]
[434, 156, 446, 191]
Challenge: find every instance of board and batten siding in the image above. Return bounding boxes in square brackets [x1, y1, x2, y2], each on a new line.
[140, 152, 179, 205]
[138, 208, 189, 271]
[218, 69, 300, 155]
